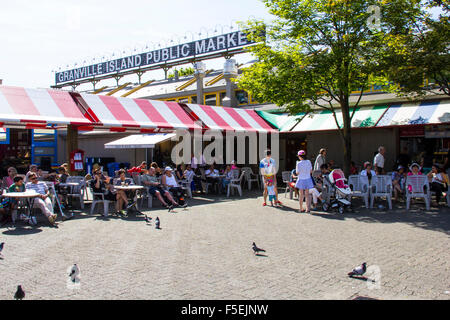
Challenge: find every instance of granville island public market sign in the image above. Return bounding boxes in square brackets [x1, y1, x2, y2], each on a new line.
[55, 30, 259, 84]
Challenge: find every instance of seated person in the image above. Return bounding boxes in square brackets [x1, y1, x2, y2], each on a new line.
[315, 163, 330, 191]
[25, 164, 41, 183]
[8, 176, 26, 223]
[2, 167, 17, 189]
[90, 169, 116, 200]
[0, 197, 8, 223]
[139, 161, 147, 171]
[175, 164, 184, 181]
[221, 165, 234, 191]
[114, 169, 134, 215]
[427, 164, 448, 205]
[161, 167, 187, 207]
[205, 164, 220, 193]
[407, 163, 423, 193]
[150, 162, 163, 177]
[182, 164, 196, 192]
[55, 167, 70, 207]
[309, 187, 324, 209]
[25, 173, 57, 225]
[392, 165, 406, 201]
[141, 168, 179, 208]
[350, 161, 358, 175]
[230, 160, 239, 171]
[360, 162, 376, 184]
[289, 168, 299, 198]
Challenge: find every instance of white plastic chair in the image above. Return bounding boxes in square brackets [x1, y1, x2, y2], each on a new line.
[281, 171, 292, 199]
[370, 175, 393, 209]
[348, 175, 370, 208]
[178, 173, 194, 198]
[227, 171, 245, 197]
[66, 176, 85, 209]
[89, 186, 115, 216]
[241, 167, 260, 190]
[405, 175, 430, 210]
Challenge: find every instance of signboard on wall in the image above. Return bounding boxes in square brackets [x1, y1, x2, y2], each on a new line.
[425, 124, 450, 138]
[399, 126, 425, 137]
[55, 30, 263, 84]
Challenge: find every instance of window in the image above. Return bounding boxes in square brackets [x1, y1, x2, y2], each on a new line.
[177, 97, 189, 103]
[0, 128, 9, 144]
[219, 92, 227, 106]
[31, 129, 57, 166]
[235, 90, 249, 105]
[191, 95, 197, 104]
[204, 94, 217, 106]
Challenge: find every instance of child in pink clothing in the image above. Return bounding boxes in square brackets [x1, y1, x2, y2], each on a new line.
[407, 163, 422, 192]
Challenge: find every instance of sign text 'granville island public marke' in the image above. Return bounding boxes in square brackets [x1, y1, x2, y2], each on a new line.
[55, 30, 262, 84]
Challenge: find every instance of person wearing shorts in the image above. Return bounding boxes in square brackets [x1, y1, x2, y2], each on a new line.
[266, 180, 277, 206]
[141, 168, 179, 208]
[260, 149, 282, 206]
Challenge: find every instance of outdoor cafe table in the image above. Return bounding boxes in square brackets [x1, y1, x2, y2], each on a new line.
[1, 191, 41, 226]
[114, 185, 144, 215]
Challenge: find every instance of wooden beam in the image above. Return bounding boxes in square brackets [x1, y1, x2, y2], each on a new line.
[105, 82, 131, 96]
[121, 80, 154, 97]
[66, 124, 78, 175]
[175, 70, 213, 91]
[92, 86, 108, 94]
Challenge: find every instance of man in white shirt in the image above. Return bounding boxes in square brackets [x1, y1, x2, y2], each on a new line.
[25, 173, 57, 225]
[373, 146, 386, 175]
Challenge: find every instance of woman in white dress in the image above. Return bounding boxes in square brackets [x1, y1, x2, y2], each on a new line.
[295, 150, 313, 213]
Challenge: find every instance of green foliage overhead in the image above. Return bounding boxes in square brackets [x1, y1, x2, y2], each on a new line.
[168, 67, 195, 79]
[235, 0, 445, 172]
[380, 0, 449, 96]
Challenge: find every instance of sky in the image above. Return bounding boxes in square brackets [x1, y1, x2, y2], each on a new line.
[0, 0, 274, 90]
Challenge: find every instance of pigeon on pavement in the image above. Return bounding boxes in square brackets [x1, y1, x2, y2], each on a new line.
[155, 217, 160, 229]
[252, 242, 266, 255]
[69, 264, 80, 283]
[144, 214, 152, 223]
[0, 242, 4, 258]
[14, 285, 25, 300]
[348, 262, 367, 277]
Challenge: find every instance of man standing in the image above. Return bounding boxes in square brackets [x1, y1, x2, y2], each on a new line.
[314, 148, 327, 171]
[260, 149, 281, 206]
[373, 146, 386, 175]
[25, 173, 57, 225]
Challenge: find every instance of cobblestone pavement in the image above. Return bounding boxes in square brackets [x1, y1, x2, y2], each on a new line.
[1, 191, 449, 300]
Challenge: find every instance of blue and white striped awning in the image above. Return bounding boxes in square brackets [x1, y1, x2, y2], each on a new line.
[377, 100, 450, 127]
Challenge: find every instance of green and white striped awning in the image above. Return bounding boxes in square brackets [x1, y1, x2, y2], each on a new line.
[256, 111, 305, 132]
[290, 105, 388, 132]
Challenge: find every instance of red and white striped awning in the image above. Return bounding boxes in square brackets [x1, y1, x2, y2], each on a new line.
[76, 93, 199, 132]
[185, 104, 276, 132]
[0, 86, 92, 128]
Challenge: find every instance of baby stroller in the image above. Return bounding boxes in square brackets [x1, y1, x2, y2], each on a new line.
[322, 169, 352, 214]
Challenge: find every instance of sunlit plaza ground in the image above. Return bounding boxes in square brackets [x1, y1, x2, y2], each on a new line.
[1, 191, 449, 300]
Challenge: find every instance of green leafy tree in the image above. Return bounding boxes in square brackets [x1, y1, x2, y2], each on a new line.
[380, 0, 449, 96]
[237, 0, 427, 174]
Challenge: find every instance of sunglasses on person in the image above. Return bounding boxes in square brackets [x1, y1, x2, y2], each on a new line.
[31, 177, 37, 181]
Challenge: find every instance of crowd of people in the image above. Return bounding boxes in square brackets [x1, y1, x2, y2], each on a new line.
[1, 146, 449, 226]
[281, 146, 450, 213]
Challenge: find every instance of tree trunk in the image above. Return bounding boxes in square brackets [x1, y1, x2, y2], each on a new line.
[340, 98, 352, 176]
